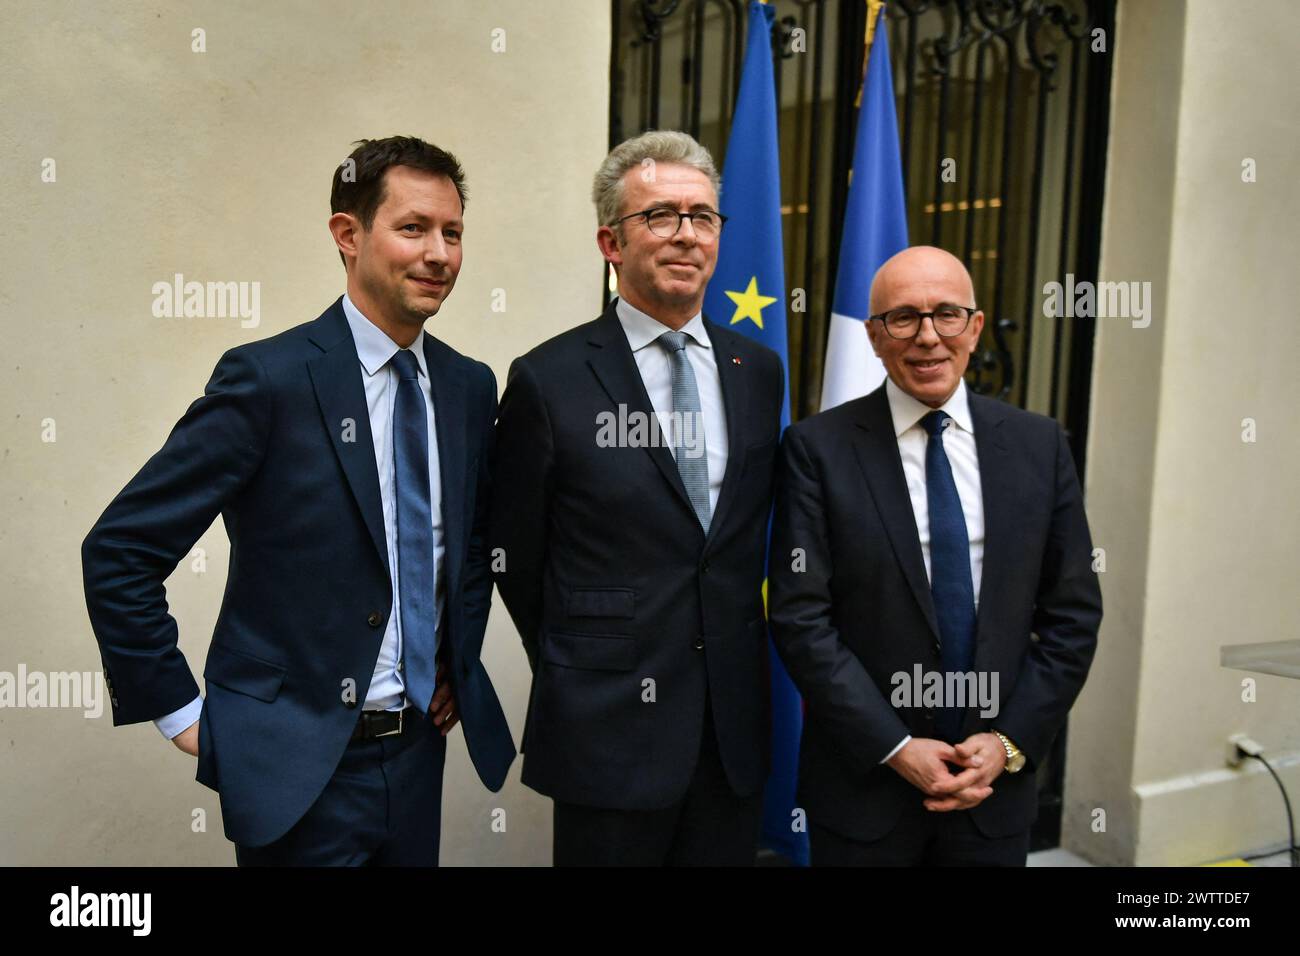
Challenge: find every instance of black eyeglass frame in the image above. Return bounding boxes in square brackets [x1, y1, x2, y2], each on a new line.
[867, 305, 980, 339]
[613, 206, 729, 238]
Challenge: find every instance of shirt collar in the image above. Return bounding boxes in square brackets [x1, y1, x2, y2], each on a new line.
[614, 296, 712, 353]
[885, 376, 975, 439]
[341, 293, 429, 379]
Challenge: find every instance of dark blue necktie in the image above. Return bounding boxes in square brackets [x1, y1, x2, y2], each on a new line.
[922, 410, 976, 742]
[391, 348, 437, 716]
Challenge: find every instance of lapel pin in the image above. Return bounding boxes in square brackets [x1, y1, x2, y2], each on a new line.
[732, 356, 742, 366]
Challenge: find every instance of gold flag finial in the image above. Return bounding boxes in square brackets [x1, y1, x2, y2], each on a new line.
[865, 0, 886, 46]
[857, 1, 887, 108]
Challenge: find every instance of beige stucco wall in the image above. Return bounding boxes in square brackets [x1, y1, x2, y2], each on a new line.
[0, 0, 609, 865]
[1065, 0, 1300, 865]
[6, 0, 1296, 871]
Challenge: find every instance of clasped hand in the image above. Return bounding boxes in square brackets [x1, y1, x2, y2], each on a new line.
[886, 733, 1007, 811]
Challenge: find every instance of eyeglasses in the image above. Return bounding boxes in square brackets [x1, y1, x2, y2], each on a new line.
[868, 304, 978, 339]
[615, 207, 728, 240]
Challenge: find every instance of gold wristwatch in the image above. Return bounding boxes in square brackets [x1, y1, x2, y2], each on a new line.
[993, 731, 1026, 773]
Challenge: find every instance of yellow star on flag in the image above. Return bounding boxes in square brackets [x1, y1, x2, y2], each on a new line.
[724, 276, 778, 329]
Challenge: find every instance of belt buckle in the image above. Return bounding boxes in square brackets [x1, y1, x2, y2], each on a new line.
[375, 709, 404, 738]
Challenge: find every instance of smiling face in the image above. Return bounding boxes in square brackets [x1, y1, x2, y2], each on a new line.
[331, 165, 463, 343]
[866, 246, 985, 408]
[596, 162, 720, 326]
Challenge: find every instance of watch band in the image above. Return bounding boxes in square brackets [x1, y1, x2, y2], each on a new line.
[993, 730, 1025, 773]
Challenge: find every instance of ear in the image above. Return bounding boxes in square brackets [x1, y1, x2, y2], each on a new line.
[329, 212, 362, 264]
[595, 224, 623, 267]
[865, 318, 883, 357]
[969, 310, 985, 350]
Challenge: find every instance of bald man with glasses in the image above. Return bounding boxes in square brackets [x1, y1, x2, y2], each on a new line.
[769, 245, 1101, 866]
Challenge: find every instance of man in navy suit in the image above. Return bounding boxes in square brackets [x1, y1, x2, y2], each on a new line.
[82, 136, 515, 865]
[769, 246, 1101, 866]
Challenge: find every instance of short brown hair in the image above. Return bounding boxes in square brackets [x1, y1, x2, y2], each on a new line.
[330, 136, 467, 266]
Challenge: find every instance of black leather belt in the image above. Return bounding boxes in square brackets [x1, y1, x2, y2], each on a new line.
[351, 706, 418, 742]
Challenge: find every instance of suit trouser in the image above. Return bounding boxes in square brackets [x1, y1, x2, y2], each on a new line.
[552, 696, 763, 866]
[235, 708, 447, 867]
[809, 799, 1030, 866]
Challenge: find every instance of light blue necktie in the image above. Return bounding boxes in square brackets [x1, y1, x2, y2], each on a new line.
[391, 348, 438, 716]
[922, 410, 976, 742]
[657, 330, 711, 531]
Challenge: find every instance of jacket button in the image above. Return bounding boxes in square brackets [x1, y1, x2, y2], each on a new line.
[367, 611, 382, 627]
[693, 637, 705, 651]
[701, 562, 710, 574]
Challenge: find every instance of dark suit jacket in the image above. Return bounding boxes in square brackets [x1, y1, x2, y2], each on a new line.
[489, 301, 784, 810]
[82, 298, 516, 848]
[768, 383, 1101, 841]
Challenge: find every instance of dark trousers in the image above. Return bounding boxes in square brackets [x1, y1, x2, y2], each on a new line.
[552, 701, 762, 866]
[235, 710, 447, 866]
[810, 799, 1030, 866]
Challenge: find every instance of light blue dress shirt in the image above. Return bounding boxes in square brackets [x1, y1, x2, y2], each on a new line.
[154, 294, 445, 738]
[614, 295, 728, 514]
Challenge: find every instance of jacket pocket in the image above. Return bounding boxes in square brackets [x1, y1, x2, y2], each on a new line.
[542, 631, 636, 671]
[203, 643, 286, 702]
[566, 587, 635, 619]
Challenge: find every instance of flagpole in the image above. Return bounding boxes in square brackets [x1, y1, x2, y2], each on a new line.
[857, 0, 887, 108]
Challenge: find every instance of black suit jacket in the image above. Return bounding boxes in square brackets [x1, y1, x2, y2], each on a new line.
[768, 383, 1101, 840]
[489, 301, 784, 810]
[82, 298, 516, 847]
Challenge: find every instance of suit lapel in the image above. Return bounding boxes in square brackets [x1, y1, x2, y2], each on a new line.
[704, 319, 748, 543]
[585, 304, 698, 522]
[306, 299, 389, 575]
[969, 393, 1012, 660]
[424, 332, 467, 605]
[850, 386, 942, 643]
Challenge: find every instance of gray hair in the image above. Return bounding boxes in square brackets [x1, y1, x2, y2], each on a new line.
[592, 130, 720, 233]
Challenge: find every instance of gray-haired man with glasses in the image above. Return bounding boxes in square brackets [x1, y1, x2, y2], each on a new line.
[769, 245, 1101, 865]
[490, 130, 784, 866]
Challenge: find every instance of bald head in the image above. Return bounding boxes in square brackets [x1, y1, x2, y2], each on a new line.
[868, 245, 975, 317]
[865, 245, 984, 408]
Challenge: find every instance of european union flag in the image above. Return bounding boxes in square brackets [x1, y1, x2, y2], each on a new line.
[702, 0, 805, 866]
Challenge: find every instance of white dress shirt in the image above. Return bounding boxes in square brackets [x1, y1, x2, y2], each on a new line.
[153, 293, 445, 738]
[879, 376, 984, 762]
[341, 293, 445, 712]
[615, 296, 728, 514]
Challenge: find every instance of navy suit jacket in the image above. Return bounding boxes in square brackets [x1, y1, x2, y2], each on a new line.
[82, 298, 516, 847]
[768, 384, 1101, 841]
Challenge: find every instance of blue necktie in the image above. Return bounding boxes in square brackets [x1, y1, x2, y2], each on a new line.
[657, 330, 712, 532]
[391, 348, 438, 716]
[922, 410, 976, 742]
